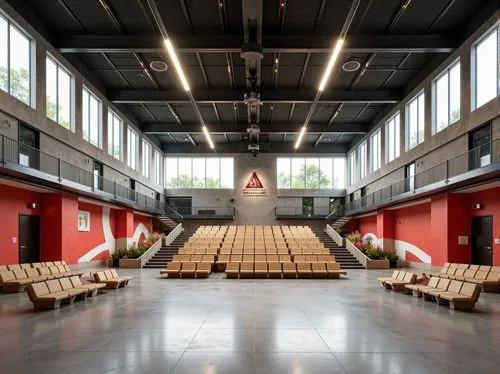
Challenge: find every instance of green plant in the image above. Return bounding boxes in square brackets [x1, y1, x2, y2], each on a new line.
[336, 226, 347, 237]
[364, 247, 385, 260]
[384, 251, 399, 261]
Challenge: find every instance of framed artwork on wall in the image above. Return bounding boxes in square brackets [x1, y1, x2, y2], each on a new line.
[78, 210, 90, 232]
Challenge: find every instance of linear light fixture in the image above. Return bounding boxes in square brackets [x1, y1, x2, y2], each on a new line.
[318, 38, 345, 91]
[294, 125, 307, 149]
[164, 38, 190, 91]
[202, 126, 215, 149]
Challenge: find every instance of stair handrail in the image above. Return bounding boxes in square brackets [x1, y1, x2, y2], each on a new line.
[325, 204, 345, 221]
[165, 205, 184, 221]
[326, 224, 370, 268]
[140, 223, 183, 267]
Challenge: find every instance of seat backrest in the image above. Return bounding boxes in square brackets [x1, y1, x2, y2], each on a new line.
[202, 255, 215, 262]
[31, 263, 43, 269]
[428, 277, 440, 288]
[449, 263, 458, 269]
[240, 262, 253, 271]
[70, 276, 82, 287]
[403, 272, 415, 282]
[255, 255, 266, 262]
[479, 265, 491, 272]
[226, 262, 239, 271]
[486, 272, 500, 281]
[396, 271, 406, 280]
[446, 267, 456, 275]
[45, 262, 54, 267]
[268, 263, 281, 271]
[279, 255, 291, 262]
[30, 282, 50, 297]
[242, 255, 254, 262]
[230, 255, 242, 262]
[58, 265, 67, 273]
[306, 255, 317, 262]
[7, 264, 21, 271]
[13, 269, 28, 280]
[443, 262, 450, 268]
[104, 270, 115, 279]
[59, 277, 74, 290]
[254, 262, 267, 271]
[38, 267, 51, 276]
[49, 266, 60, 275]
[282, 262, 296, 271]
[64, 265, 72, 272]
[474, 270, 488, 280]
[20, 263, 32, 270]
[267, 255, 278, 262]
[464, 269, 476, 278]
[312, 263, 326, 271]
[94, 271, 107, 282]
[218, 254, 230, 262]
[454, 268, 466, 276]
[294, 255, 306, 262]
[109, 269, 120, 278]
[447, 280, 463, 294]
[439, 267, 448, 274]
[327, 262, 341, 270]
[46, 279, 63, 293]
[53, 261, 62, 266]
[26, 268, 39, 278]
[191, 255, 203, 262]
[197, 262, 211, 271]
[0, 271, 16, 283]
[457, 263, 468, 269]
[182, 262, 197, 271]
[167, 262, 181, 270]
[0, 265, 7, 272]
[468, 264, 479, 271]
[391, 270, 400, 279]
[297, 263, 311, 271]
[459, 282, 480, 298]
[437, 278, 451, 290]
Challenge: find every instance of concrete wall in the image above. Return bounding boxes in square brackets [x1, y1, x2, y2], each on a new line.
[0, 0, 163, 195]
[346, 9, 500, 197]
[166, 153, 346, 224]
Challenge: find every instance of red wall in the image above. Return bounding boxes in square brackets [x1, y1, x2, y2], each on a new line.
[357, 214, 377, 236]
[0, 185, 41, 264]
[394, 203, 431, 263]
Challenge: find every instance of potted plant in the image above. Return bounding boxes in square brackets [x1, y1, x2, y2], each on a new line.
[384, 251, 400, 268]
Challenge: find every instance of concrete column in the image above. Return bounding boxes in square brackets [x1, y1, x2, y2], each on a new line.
[376, 210, 395, 252]
[115, 210, 134, 250]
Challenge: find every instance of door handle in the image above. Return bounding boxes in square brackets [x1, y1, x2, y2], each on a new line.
[20, 245, 28, 249]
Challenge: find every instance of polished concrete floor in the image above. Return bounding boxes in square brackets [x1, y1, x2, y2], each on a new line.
[1, 268, 500, 374]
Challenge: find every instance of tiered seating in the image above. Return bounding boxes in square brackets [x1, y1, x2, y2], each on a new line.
[26, 276, 106, 310]
[0, 261, 84, 293]
[425, 263, 500, 292]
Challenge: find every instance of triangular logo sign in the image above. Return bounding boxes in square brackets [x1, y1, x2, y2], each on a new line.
[245, 172, 264, 189]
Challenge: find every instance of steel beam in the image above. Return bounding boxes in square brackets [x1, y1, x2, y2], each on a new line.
[57, 34, 457, 53]
[143, 122, 368, 134]
[162, 142, 348, 153]
[110, 89, 401, 104]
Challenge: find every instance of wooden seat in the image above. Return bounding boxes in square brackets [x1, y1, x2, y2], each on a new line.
[437, 282, 482, 310]
[26, 281, 73, 309]
[268, 263, 282, 279]
[384, 272, 417, 291]
[422, 278, 451, 301]
[326, 262, 347, 279]
[405, 276, 440, 297]
[239, 262, 254, 278]
[467, 271, 500, 292]
[161, 262, 181, 277]
[243, 254, 254, 263]
[196, 263, 212, 278]
[93, 271, 124, 289]
[254, 263, 268, 278]
[254, 255, 266, 263]
[311, 263, 327, 278]
[296, 263, 312, 279]
[180, 263, 197, 278]
[46, 279, 78, 304]
[0, 271, 32, 292]
[216, 254, 230, 271]
[58, 277, 87, 300]
[282, 262, 297, 279]
[378, 270, 400, 284]
[225, 262, 239, 279]
[37, 267, 56, 280]
[69, 276, 105, 297]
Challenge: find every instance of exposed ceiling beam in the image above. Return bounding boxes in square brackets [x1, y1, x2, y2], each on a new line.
[143, 122, 368, 134]
[162, 142, 348, 154]
[56, 0, 87, 32]
[57, 34, 457, 53]
[110, 89, 402, 104]
[187, 134, 197, 146]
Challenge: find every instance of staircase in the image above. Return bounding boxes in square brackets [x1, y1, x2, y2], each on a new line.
[312, 228, 364, 269]
[143, 230, 192, 268]
[158, 215, 179, 232]
[329, 216, 351, 231]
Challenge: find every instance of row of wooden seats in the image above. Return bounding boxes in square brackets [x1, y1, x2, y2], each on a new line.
[405, 276, 482, 310]
[425, 263, 500, 292]
[178, 248, 219, 255]
[377, 270, 418, 292]
[220, 248, 290, 255]
[0, 261, 68, 272]
[161, 262, 212, 278]
[225, 262, 347, 279]
[215, 254, 337, 270]
[26, 276, 107, 309]
[172, 254, 215, 264]
[0, 265, 84, 292]
[93, 270, 133, 289]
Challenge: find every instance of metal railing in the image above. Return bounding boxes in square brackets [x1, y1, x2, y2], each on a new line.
[165, 205, 184, 221]
[346, 138, 500, 212]
[275, 205, 331, 217]
[0, 134, 165, 213]
[166, 205, 235, 218]
[325, 204, 345, 221]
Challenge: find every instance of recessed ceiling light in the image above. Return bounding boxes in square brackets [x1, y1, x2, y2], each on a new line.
[149, 60, 168, 72]
[342, 60, 361, 72]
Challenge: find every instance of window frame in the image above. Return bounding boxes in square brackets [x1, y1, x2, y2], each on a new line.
[405, 91, 425, 150]
[107, 109, 123, 160]
[348, 152, 356, 186]
[141, 139, 151, 178]
[432, 59, 461, 134]
[471, 25, 499, 110]
[127, 126, 138, 170]
[154, 150, 162, 186]
[0, 13, 35, 107]
[81, 85, 102, 148]
[370, 129, 381, 172]
[276, 157, 346, 189]
[385, 112, 400, 163]
[164, 157, 234, 189]
[45, 54, 74, 130]
[358, 141, 367, 180]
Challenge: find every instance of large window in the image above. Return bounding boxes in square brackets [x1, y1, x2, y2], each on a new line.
[0, 14, 33, 105]
[142, 140, 151, 178]
[127, 127, 138, 170]
[371, 129, 381, 172]
[406, 91, 425, 150]
[82, 87, 102, 148]
[154, 150, 162, 185]
[358, 141, 367, 180]
[107, 110, 122, 160]
[276, 157, 346, 189]
[348, 152, 356, 186]
[165, 157, 234, 188]
[433, 61, 460, 133]
[385, 112, 400, 162]
[46, 55, 73, 130]
[473, 27, 499, 109]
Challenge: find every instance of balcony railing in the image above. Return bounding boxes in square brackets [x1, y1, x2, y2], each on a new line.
[275, 205, 331, 218]
[0, 134, 165, 213]
[166, 206, 235, 219]
[346, 138, 500, 212]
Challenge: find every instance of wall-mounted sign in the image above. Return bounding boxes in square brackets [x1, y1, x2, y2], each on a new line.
[78, 210, 90, 232]
[243, 171, 267, 196]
